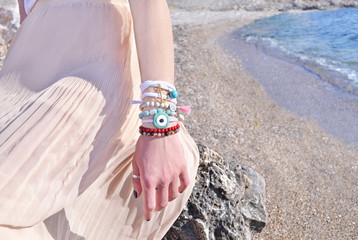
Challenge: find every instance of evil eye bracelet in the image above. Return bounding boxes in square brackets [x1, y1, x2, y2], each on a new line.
[139, 123, 180, 137]
[139, 108, 177, 119]
[142, 116, 178, 129]
[140, 108, 184, 128]
[140, 111, 185, 121]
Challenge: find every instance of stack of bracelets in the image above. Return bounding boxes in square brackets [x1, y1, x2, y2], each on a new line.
[130, 80, 191, 137]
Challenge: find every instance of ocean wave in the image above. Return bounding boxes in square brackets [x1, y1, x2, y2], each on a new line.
[239, 8, 358, 94]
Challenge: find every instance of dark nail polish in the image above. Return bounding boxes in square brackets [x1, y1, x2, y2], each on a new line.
[133, 190, 138, 199]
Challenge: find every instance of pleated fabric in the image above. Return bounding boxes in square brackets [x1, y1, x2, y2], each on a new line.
[0, 0, 200, 239]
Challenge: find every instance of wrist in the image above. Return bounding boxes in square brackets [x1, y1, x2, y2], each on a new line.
[131, 80, 188, 138]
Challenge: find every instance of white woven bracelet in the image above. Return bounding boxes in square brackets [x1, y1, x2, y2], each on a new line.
[141, 92, 178, 104]
[140, 80, 176, 93]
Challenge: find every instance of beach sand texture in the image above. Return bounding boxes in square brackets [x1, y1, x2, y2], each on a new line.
[170, 10, 357, 239]
[1, 4, 357, 239]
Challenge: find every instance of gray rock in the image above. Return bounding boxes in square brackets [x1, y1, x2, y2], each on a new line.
[164, 144, 267, 240]
[0, 7, 18, 69]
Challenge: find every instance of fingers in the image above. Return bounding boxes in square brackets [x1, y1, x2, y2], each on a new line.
[178, 169, 190, 193]
[141, 173, 189, 221]
[155, 185, 169, 211]
[132, 161, 142, 198]
[143, 185, 156, 221]
[168, 178, 180, 202]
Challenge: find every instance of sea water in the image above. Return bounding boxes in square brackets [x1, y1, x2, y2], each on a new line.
[238, 8, 358, 95]
[229, 8, 358, 145]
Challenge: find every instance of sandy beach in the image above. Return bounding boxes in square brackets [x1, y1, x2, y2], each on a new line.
[1, 4, 357, 239]
[170, 10, 358, 239]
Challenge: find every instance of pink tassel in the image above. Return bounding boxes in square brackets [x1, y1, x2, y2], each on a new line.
[178, 106, 191, 115]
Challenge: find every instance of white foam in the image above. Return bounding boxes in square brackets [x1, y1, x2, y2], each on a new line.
[252, 36, 358, 88]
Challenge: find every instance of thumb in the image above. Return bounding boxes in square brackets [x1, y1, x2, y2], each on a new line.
[132, 158, 143, 199]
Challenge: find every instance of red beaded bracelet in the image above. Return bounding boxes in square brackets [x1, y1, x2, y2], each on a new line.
[139, 123, 180, 137]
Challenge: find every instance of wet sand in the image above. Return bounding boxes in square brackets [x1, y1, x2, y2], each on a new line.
[171, 10, 358, 239]
[225, 34, 358, 146]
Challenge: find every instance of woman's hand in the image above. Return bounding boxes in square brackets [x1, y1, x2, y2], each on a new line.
[132, 133, 190, 221]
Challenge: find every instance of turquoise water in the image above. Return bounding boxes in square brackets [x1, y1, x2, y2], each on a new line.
[238, 8, 358, 94]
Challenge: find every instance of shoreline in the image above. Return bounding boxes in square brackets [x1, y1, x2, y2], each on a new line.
[171, 9, 358, 239]
[221, 30, 358, 146]
[1, 7, 357, 239]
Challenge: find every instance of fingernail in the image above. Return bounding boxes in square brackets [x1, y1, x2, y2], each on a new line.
[133, 190, 138, 199]
[146, 219, 151, 222]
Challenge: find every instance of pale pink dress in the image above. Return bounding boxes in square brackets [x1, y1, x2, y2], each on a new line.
[0, 0, 200, 239]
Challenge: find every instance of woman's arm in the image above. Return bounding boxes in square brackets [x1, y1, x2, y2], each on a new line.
[17, 0, 28, 24]
[129, 0, 175, 84]
[128, 0, 190, 221]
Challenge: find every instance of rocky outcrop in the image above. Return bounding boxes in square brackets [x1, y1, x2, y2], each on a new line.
[167, 0, 358, 11]
[164, 144, 267, 240]
[0, 7, 18, 69]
